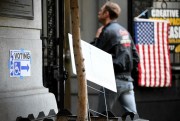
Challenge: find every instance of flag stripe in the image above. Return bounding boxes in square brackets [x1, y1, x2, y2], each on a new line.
[155, 22, 160, 87]
[148, 45, 151, 87]
[164, 23, 169, 87]
[165, 23, 171, 87]
[160, 23, 164, 87]
[153, 42, 156, 87]
[162, 23, 166, 87]
[139, 45, 145, 86]
[157, 22, 161, 87]
[149, 45, 154, 87]
[146, 45, 150, 86]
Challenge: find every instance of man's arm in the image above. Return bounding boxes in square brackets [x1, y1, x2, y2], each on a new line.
[90, 26, 103, 46]
[131, 39, 139, 79]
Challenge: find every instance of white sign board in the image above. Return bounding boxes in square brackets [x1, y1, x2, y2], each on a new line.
[68, 34, 117, 92]
[10, 50, 31, 77]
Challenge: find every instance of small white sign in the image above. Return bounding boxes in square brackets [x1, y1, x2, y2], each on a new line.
[10, 50, 31, 77]
[68, 34, 117, 92]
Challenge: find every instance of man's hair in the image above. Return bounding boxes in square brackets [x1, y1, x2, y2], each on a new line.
[104, 2, 121, 20]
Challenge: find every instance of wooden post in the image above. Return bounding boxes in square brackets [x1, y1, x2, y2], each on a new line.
[70, 0, 88, 121]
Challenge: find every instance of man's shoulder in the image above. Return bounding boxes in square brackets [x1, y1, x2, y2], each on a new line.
[105, 22, 121, 31]
[109, 22, 128, 31]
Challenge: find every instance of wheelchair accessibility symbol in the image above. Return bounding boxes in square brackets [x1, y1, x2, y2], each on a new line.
[14, 62, 21, 76]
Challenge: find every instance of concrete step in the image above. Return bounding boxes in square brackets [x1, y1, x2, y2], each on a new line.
[16, 110, 149, 121]
[16, 116, 149, 121]
[56, 115, 149, 121]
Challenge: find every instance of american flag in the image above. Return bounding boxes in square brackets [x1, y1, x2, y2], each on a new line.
[134, 18, 172, 87]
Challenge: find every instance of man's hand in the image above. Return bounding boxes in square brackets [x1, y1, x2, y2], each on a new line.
[95, 26, 104, 38]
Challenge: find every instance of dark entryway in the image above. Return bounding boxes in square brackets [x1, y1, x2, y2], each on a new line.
[41, 0, 65, 110]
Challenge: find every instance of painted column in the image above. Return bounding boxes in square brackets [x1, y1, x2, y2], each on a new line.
[0, 0, 58, 121]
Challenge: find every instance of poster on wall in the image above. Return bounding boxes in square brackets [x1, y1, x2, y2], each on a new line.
[148, 8, 180, 67]
[9, 50, 31, 77]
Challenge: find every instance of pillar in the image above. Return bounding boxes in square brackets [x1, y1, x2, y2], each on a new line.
[0, 0, 58, 121]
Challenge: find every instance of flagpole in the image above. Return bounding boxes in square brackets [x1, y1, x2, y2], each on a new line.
[136, 9, 148, 18]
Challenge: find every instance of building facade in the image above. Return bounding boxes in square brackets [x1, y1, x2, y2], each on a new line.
[0, 0, 180, 120]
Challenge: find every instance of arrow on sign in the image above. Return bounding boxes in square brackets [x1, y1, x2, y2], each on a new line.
[21, 64, 29, 72]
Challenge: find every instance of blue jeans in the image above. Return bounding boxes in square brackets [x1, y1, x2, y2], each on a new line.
[97, 79, 137, 116]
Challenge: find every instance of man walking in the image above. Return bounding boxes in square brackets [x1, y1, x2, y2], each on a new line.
[91, 1, 139, 120]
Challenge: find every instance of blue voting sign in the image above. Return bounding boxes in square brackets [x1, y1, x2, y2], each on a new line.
[10, 50, 31, 77]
